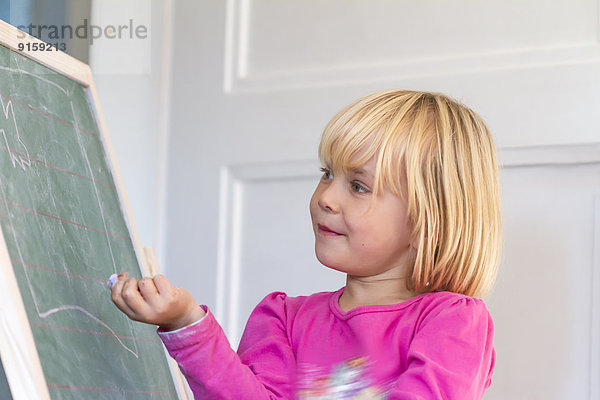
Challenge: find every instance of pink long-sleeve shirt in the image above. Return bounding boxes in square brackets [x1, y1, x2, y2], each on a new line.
[158, 287, 495, 399]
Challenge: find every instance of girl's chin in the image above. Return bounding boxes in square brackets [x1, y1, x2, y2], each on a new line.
[315, 256, 348, 274]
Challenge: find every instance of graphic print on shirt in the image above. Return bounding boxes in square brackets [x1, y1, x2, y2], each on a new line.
[297, 356, 393, 399]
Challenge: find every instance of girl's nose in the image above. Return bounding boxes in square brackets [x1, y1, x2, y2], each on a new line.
[318, 183, 340, 213]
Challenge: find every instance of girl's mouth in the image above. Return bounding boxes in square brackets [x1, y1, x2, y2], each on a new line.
[318, 224, 343, 236]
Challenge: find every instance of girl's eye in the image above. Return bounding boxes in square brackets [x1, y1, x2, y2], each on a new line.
[351, 181, 369, 193]
[319, 167, 332, 181]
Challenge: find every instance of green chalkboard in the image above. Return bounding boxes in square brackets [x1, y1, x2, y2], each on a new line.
[0, 41, 181, 398]
[0, 356, 13, 400]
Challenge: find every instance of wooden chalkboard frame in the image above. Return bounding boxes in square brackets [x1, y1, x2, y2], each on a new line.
[0, 19, 191, 399]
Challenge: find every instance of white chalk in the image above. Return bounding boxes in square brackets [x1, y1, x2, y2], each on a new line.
[107, 273, 118, 290]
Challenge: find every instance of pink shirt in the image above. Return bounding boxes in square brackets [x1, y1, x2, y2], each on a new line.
[158, 288, 495, 399]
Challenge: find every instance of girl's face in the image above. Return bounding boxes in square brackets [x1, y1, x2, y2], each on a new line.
[309, 156, 414, 278]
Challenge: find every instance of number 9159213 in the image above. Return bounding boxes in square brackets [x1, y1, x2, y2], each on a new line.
[17, 42, 66, 52]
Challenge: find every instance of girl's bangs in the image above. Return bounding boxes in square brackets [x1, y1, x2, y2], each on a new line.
[319, 129, 380, 171]
[318, 103, 409, 198]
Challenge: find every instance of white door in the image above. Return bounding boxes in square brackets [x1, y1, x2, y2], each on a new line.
[164, 2, 600, 399]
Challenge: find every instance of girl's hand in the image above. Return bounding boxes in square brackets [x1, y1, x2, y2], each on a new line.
[110, 273, 206, 331]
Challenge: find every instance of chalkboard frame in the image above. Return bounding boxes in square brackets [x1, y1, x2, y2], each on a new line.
[0, 19, 191, 400]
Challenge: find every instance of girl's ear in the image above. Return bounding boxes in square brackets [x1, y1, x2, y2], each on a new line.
[409, 229, 420, 249]
[410, 238, 418, 249]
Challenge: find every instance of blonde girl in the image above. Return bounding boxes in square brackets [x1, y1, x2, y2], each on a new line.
[111, 89, 502, 399]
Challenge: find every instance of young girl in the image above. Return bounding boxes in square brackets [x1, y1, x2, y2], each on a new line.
[111, 89, 502, 399]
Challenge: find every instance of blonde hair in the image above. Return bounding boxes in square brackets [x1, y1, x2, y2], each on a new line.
[319, 90, 502, 298]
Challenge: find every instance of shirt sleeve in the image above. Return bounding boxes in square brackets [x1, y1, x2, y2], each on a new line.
[158, 292, 295, 399]
[389, 296, 496, 400]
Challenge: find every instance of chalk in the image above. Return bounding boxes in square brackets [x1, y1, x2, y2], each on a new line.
[107, 273, 118, 290]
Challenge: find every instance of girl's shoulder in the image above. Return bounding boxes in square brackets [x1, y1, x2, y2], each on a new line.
[413, 291, 493, 326]
[418, 290, 486, 306]
[252, 289, 338, 321]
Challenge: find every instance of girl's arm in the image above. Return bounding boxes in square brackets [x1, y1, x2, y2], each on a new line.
[389, 297, 495, 400]
[159, 292, 296, 399]
[110, 274, 295, 399]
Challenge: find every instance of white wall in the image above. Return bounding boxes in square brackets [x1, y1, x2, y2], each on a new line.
[88, 0, 171, 265]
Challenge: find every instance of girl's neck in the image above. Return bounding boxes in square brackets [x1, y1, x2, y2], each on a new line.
[339, 274, 417, 312]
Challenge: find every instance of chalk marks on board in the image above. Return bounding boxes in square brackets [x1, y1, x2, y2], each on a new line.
[0, 65, 68, 95]
[38, 305, 138, 358]
[0, 96, 31, 171]
[70, 100, 120, 293]
[0, 62, 140, 358]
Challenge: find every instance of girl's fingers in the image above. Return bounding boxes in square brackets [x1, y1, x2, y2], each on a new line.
[110, 273, 186, 326]
[120, 277, 151, 321]
[110, 273, 128, 304]
[111, 274, 137, 319]
[153, 274, 175, 296]
[138, 277, 160, 307]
